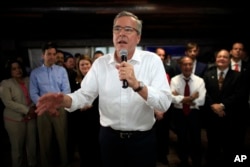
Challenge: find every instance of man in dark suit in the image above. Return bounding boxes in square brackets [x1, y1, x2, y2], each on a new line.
[230, 42, 250, 158]
[230, 42, 248, 73]
[156, 47, 177, 79]
[203, 49, 242, 167]
[181, 42, 208, 78]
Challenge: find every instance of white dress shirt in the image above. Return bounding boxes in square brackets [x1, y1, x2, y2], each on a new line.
[67, 49, 172, 131]
[217, 68, 229, 79]
[231, 59, 241, 72]
[170, 73, 206, 109]
[192, 59, 197, 74]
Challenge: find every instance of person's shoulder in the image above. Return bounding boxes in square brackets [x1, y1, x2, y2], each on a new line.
[1, 78, 13, 86]
[139, 50, 161, 61]
[54, 64, 64, 69]
[197, 60, 208, 67]
[93, 53, 111, 65]
[242, 60, 249, 70]
[192, 74, 204, 81]
[98, 53, 110, 60]
[171, 74, 181, 81]
[30, 65, 42, 74]
[229, 68, 241, 76]
[140, 50, 158, 56]
[225, 69, 241, 81]
[53, 64, 67, 72]
[203, 67, 216, 77]
[1, 78, 9, 84]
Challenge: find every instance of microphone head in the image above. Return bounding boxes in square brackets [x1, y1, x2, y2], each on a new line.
[119, 49, 128, 57]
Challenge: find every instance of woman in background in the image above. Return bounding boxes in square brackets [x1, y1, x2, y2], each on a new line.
[69, 55, 101, 167]
[1, 59, 37, 167]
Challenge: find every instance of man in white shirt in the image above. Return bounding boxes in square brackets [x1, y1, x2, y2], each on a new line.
[170, 56, 206, 167]
[230, 42, 247, 72]
[34, 11, 172, 167]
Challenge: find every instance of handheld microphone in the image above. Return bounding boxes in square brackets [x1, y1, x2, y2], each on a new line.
[119, 49, 129, 88]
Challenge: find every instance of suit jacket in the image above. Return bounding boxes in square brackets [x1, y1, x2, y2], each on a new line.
[195, 61, 208, 77]
[230, 60, 248, 73]
[229, 60, 249, 107]
[203, 68, 241, 118]
[235, 61, 250, 121]
[1, 77, 32, 121]
[165, 60, 179, 78]
[164, 64, 176, 79]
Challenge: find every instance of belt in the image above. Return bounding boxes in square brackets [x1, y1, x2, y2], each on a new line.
[174, 108, 198, 112]
[102, 126, 152, 139]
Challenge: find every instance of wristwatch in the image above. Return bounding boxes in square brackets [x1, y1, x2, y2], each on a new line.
[133, 81, 145, 92]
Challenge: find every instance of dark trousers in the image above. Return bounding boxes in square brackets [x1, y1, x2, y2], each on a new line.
[173, 108, 202, 167]
[154, 111, 170, 162]
[99, 126, 157, 167]
[206, 113, 247, 167]
[68, 109, 101, 167]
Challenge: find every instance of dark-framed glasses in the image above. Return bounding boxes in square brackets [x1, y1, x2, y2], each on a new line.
[113, 26, 138, 34]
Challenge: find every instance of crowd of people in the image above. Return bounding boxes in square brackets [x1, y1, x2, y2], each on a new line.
[0, 10, 250, 167]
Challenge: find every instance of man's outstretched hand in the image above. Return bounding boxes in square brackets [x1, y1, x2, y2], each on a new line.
[35, 93, 64, 116]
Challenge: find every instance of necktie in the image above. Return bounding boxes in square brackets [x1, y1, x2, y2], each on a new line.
[183, 79, 190, 115]
[234, 63, 239, 72]
[218, 71, 224, 90]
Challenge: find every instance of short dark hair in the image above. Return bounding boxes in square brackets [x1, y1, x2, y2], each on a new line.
[94, 50, 104, 55]
[42, 41, 57, 54]
[74, 53, 82, 58]
[4, 59, 27, 79]
[64, 52, 74, 62]
[185, 42, 199, 51]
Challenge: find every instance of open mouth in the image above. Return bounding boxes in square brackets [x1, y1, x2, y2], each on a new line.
[118, 40, 127, 44]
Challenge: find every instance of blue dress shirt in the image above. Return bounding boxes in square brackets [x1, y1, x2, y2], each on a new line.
[29, 64, 71, 104]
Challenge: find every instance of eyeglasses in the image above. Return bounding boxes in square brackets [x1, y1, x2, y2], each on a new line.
[113, 26, 138, 34]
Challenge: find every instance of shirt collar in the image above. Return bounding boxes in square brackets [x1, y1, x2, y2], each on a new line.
[108, 48, 141, 64]
[231, 59, 242, 66]
[217, 67, 229, 75]
[42, 64, 55, 70]
[181, 73, 193, 81]
[129, 49, 141, 63]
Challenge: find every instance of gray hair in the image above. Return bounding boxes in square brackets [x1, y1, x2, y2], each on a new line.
[113, 11, 142, 35]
